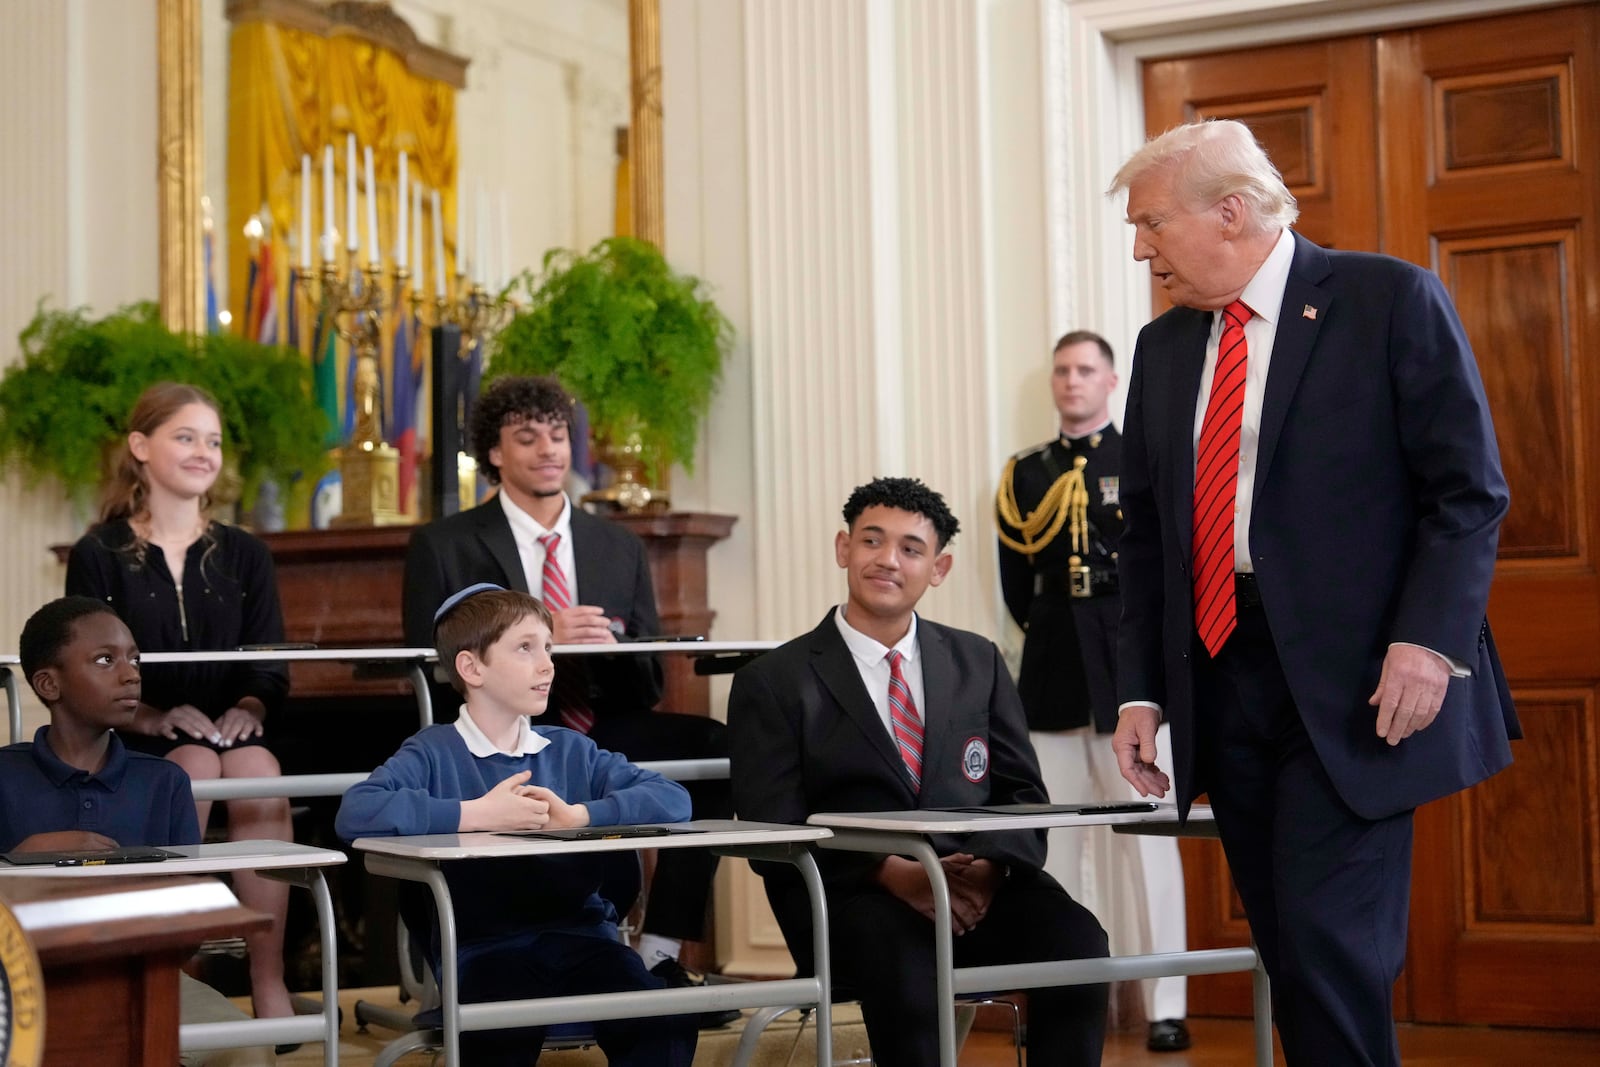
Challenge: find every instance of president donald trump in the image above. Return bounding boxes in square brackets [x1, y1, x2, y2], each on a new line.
[1108, 120, 1519, 1066]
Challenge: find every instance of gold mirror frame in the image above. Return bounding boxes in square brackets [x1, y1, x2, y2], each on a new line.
[156, 0, 663, 334]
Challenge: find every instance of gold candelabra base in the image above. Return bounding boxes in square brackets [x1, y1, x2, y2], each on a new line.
[331, 439, 407, 527]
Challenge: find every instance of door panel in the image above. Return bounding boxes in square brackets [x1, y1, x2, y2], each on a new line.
[1380, 4, 1600, 1028]
[1139, 2, 1600, 1028]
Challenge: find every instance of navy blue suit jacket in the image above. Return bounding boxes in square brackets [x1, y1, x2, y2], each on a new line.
[1116, 233, 1520, 821]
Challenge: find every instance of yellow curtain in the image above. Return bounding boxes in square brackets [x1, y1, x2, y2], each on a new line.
[226, 19, 458, 414]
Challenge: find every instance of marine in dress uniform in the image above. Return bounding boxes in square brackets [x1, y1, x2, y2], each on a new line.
[995, 331, 1191, 1051]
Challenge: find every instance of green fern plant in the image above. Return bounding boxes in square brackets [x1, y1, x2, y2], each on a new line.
[490, 237, 732, 479]
[0, 301, 329, 510]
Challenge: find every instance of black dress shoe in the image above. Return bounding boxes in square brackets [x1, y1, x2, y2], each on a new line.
[649, 957, 742, 1029]
[1147, 1018, 1191, 1052]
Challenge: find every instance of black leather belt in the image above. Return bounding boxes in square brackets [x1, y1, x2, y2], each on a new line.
[1235, 572, 1263, 609]
[1036, 567, 1118, 599]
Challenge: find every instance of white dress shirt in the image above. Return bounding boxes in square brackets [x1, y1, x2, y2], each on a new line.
[1191, 227, 1296, 574]
[454, 702, 551, 757]
[833, 605, 926, 741]
[500, 491, 578, 601]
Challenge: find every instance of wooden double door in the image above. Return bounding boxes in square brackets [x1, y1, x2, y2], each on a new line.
[1142, 3, 1600, 1030]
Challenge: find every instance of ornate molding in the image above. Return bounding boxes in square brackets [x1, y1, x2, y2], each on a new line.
[157, 0, 204, 335]
[224, 0, 469, 87]
[628, 0, 664, 249]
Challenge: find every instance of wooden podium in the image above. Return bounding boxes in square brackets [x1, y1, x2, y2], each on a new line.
[261, 510, 737, 716]
[0, 875, 265, 1066]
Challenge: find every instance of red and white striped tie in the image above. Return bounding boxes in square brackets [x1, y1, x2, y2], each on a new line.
[1193, 300, 1252, 657]
[886, 649, 924, 792]
[538, 532, 595, 733]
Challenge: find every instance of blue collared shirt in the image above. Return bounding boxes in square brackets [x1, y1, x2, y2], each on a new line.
[0, 726, 200, 852]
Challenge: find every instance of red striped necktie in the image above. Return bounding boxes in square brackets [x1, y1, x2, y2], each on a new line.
[537, 532, 595, 733]
[886, 649, 924, 792]
[1193, 299, 1253, 657]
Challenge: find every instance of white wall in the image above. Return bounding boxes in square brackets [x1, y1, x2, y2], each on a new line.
[0, 0, 156, 737]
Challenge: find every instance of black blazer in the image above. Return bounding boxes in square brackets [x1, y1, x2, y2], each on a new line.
[728, 609, 1050, 902]
[1117, 233, 1519, 820]
[402, 499, 662, 716]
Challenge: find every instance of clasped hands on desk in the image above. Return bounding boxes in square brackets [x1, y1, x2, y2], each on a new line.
[352, 819, 834, 1067]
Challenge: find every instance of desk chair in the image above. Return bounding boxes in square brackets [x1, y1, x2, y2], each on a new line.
[354, 849, 643, 1067]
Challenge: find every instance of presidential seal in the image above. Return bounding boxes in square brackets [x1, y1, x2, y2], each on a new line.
[0, 897, 44, 1067]
[961, 737, 990, 783]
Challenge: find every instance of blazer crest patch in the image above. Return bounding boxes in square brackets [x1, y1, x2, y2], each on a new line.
[961, 737, 990, 783]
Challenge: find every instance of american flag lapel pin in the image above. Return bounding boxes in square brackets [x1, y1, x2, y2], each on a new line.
[1303, 305, 1318, 320]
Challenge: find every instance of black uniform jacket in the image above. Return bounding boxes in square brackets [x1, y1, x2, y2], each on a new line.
[997, 427, 1124, 731]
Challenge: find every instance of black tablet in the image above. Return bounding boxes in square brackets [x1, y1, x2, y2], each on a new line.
[495, 825, 704, 842]
[1, 846, 179, 867]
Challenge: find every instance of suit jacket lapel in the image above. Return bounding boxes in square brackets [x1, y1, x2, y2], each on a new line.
[1256, 235, 1332, 491]
[473, 500, 530, 593]
[809, 612, 917, 794]
[915, 621, 954, 795]
[569, 509, 602, 602]
[1170, 311, 1212, 565]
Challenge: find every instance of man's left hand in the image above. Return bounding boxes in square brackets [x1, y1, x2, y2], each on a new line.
[1369, 643, 1450, 745]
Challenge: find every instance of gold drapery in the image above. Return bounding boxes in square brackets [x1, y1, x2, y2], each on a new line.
[226, 20, 458, 334]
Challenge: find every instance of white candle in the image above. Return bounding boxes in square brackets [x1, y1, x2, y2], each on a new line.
[475, 179, 487, 287]
[456, 185, 467, 279]
[364, 144, 379, 266]
[492, 187, 505, 287]
[431, 188, 446, 299]
[412, 180, 424, 297]
[321, 145, 335, 262]
[299, 154, 312, 271]
[395, 151, 408, 271]
[346, 134, 358, 253]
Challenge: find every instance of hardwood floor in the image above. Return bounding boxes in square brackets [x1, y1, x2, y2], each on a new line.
[276, 988, 1600, 1065]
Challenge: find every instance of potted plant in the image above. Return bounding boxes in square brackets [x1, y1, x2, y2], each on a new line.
[490, 236, 732, 505]
[0, 300, 330, 519]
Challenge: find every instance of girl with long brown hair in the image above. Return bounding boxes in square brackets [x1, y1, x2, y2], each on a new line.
[65, 381, 298, 1028]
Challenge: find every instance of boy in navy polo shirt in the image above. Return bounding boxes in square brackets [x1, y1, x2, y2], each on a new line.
[0, 596, 272, 1066]
[336, 584, 696, 1066]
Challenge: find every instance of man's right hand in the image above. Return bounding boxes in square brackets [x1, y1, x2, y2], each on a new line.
[551, 605, 619, 645]
[11, 830, 119, 853]
[1113, 705, 1171, 797]
[458, 770, 552, 831]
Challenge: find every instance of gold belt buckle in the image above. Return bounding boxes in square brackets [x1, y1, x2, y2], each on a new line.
[1069, 563, 1092, 598]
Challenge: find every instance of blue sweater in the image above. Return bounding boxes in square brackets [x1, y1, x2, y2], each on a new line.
[336, 721, 690, 943]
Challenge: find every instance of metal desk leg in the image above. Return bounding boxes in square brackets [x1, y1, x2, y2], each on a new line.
[1251, 940, 1273, 1067]
[424, 865, 461, 1066]
[901, 837, 957, 1067]
[795, 846, 832, 1067]
[407, 664, 435, 728]
[264, 866, 341, 1066]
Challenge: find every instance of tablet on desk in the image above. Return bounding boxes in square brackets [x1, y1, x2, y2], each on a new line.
[1, 845, 179, 867]
[496, 825, 705, 842]
[934, 802, 1160, 816]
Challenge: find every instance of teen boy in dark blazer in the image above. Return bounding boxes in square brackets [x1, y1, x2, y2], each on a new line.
[729, 477, 1109, 1067]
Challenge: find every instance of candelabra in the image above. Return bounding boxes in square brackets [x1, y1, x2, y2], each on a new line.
[296, 260, 405, 526]
[416, 274, 515, 515]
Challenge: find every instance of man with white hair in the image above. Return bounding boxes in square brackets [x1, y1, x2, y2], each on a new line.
[1107, 119, 1519, 1066]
